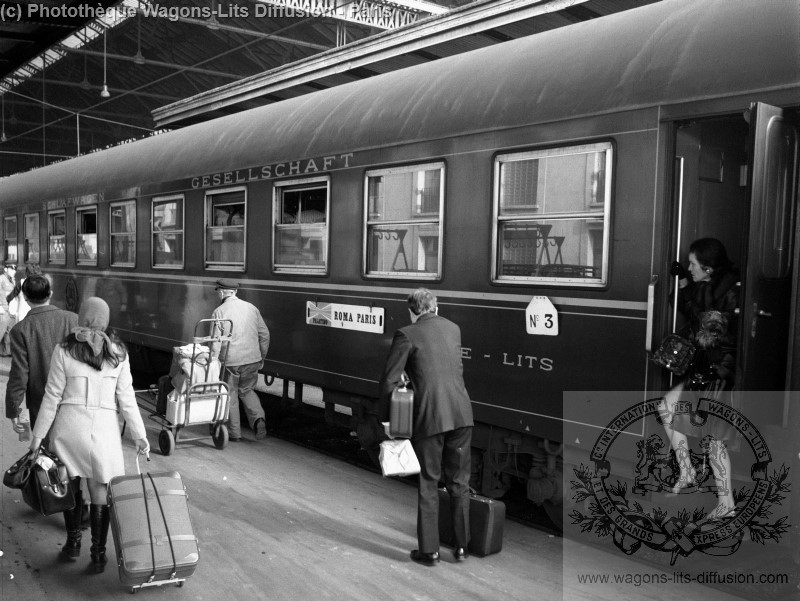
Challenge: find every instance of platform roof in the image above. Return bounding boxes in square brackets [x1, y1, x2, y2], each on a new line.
[0, 0, 659, 178]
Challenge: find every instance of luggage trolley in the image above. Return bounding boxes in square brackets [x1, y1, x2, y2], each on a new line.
[150, 318, 233, 455]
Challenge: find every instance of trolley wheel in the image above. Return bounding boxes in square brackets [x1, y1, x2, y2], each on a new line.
[177, 581, 185, 588]
[212, 424, 229, 449]
[130, 587, 137, 594]
[159, 429, 175, 456]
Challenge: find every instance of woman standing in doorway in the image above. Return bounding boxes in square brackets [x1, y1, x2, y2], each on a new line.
[658, 237, 740, 521]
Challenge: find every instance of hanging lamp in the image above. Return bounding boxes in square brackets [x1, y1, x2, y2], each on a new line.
[1, 93, 7, 143]
[100, 31, 110, 98]
[133, 13, 145, 65]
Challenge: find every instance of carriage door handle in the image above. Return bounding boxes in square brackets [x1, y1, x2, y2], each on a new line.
[751, 303, 773, 337]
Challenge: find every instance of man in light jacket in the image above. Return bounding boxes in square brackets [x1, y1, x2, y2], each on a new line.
[211, 279, 270, 441]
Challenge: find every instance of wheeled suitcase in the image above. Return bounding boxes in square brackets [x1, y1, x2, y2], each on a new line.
[108, 457, 199, 592]
[389, 377, 414, 438]
[438, 488, 505, 556]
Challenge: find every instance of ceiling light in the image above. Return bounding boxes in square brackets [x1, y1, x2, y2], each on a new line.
[133, 13, 145, 65]
[1, 95, 6, 142]
[101, 31, 111, 98]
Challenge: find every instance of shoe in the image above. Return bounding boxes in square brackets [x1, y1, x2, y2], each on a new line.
[668, 467, 697, 495]
[89, 504, 110, 574]
[704, 504, 737, 522]
[453, 547, 468, 562]
[61, 484, 83, 560]
[410, 550, 440, 566]
[254, 418, 267, 440]
[229, 436, 243, 442]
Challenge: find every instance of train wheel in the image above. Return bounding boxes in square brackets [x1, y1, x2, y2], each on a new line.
[159, 429, 175, 456]
[543, 500, 564, 532]
[212, 424, 229, 449]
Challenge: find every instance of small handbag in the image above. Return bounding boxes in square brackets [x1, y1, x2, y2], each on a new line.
[378, 439, 421, 477]
[3, 450, 36, 490]
[652, 333, 696, 376]
[21, 447, 76, 516]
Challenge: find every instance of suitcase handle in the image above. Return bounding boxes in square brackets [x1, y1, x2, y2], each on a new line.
[134, 452, 152, 475]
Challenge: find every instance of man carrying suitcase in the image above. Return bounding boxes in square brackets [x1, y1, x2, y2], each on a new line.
[379, 288, 474, 566]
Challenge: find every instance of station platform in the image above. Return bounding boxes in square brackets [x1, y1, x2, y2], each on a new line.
[0, 356, 753, 601]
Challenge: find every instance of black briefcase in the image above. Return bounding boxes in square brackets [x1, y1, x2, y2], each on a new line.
[438, 488, 505, 556]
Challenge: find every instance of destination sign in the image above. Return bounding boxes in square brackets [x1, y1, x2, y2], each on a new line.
[306, 301, 384, 334]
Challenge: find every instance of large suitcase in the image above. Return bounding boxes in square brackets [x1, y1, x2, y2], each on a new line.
[389, 379, 414, 438]
[438, 488, 505, 556]
[108, 459, 199, 592]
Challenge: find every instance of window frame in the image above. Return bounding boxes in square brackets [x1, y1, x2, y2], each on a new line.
[110, 200, 136, 268]
[151, 194, 185, 270]
[272, 176, 330, 275]
[490, 142, 613, 287]
[47, 210, 66, 265]
[3, 215, 18, 265]
[204, 186, 247, 272]
[75, 205, 98, 266]
[362, 161, 445, 281]
[23, 212, 40, 265]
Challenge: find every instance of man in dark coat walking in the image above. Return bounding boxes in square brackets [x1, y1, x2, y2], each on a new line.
[379, 288, 474, 566]
[5, 275, 78, 432]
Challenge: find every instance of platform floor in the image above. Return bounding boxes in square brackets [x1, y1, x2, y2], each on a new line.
[0, 356, 754, 601]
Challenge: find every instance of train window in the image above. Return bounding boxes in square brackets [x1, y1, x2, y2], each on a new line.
[23, 213, 39, 264]
[76, 206, 98, 266]
[48, 211, 66, 264]
[3, 216, 17, 264]
[273, 177, 329, 274]
[110, 200, 136, 267]
[152, 196, 184, 269]
[363, 162, 444, 279]
[205, 187, 245, 271]
[492, 143, 612, 286]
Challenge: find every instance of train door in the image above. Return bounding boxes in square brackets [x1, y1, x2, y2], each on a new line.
[671, 103, 798, 425]
[738, 103, 798, 402]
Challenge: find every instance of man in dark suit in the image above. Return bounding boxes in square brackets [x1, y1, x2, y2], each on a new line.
[5, 275, 78, 432]
[379, 288, 474, 566]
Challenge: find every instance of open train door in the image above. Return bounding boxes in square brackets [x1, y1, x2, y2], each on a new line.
[738, 103, 798, 404]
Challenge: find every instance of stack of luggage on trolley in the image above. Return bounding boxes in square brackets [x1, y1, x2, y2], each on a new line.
[151, 319, 234, 455]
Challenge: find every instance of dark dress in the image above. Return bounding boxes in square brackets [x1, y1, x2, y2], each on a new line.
[671, 267, 740, 441]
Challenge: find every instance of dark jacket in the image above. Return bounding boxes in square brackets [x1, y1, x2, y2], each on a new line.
[677, 267, 739, 385]
[379, 313, 473, 440]
[5, 304, 78, 421]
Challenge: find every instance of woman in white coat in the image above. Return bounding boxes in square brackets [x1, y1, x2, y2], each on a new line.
[30, 297, 150, 573]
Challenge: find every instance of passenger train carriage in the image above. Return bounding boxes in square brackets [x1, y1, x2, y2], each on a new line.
[1, 0, 798, 531]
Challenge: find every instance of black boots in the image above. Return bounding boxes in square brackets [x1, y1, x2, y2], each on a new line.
[61, 478, 83, 560]
[89, 504, 110, 573]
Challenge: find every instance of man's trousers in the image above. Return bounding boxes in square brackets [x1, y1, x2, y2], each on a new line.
[412, 426, 472, 553]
